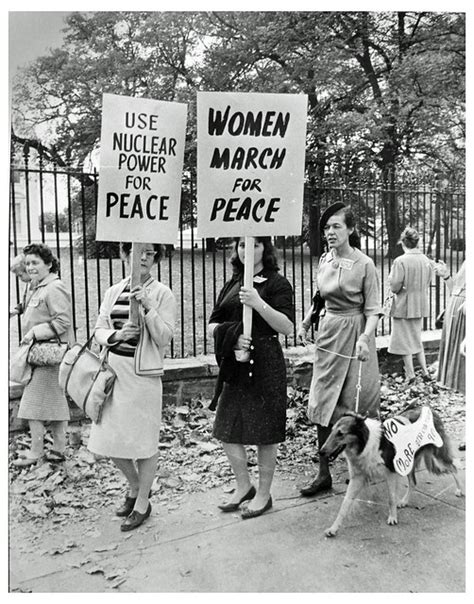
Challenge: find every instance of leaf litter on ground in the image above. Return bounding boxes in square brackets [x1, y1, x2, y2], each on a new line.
[9, 364, 465, 532]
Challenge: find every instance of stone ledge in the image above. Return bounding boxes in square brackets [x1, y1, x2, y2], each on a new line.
[9, 330, 442, 430]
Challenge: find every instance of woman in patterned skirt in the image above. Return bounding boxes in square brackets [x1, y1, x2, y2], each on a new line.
[298, 203, 382, 497]
[13, 243, 73, 467]
[208, 237, 294, 519]
[87, 242, 176, 531]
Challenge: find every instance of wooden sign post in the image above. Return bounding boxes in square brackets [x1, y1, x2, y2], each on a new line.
[196, 92, 308, 339]
[95, 93, 187, 326]
[242, 236, 255, 337]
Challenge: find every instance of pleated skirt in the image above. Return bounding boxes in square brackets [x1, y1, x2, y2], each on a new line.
[437, 294, 465, 393]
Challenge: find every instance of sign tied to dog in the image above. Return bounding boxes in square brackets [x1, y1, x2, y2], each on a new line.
[383, 407, 443, 476]
[96, 93, 187, 244]
[196, 92, 307, 238]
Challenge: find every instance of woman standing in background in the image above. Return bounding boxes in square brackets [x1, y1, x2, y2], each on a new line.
[387, 227, 433, 383]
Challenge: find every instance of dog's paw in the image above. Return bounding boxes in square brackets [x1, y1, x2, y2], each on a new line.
[455, 488, 464, 498]
[324, 527, 338, 538]
[386, 515, 398, 526]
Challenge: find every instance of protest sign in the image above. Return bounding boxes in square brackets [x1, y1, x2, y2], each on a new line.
[96, 93, 187, 244]
[196, 91, 307, 238]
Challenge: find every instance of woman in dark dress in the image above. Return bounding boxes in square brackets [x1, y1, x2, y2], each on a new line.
[208, 237, 294, 519]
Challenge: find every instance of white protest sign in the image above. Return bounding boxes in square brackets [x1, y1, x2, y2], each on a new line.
[96, 93, 187, 244]
[383, 407, 443, 476]
[196, 92, 307, 238]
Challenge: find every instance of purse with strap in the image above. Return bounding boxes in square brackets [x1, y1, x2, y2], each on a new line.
[58, 335, 116, 423]
[27, 322, 68, 366]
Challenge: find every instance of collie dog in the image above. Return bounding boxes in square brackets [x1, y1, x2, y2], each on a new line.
[320, 407, 463, 538]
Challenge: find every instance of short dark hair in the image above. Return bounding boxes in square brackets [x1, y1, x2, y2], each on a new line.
[120, 242, 164, 263]
[230, 237, 279, 274]
[322, 206, 361, 250]
[22, 243, 59, 273]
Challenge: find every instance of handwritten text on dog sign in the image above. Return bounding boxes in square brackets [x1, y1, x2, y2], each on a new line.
[96, 93, 187, 244]
[383, 407, 443, 476]
[196, 92, 307, 238]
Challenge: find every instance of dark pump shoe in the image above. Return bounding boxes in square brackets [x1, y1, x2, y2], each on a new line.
[241, 496, 273, 519]
[300, 476, 332, 497]
[120, 503, 152, 532]
[218, 485, 256, 512]
[116, 490, 153, 517]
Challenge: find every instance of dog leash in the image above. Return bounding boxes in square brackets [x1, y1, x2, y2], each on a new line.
[316, 345, 363, 414]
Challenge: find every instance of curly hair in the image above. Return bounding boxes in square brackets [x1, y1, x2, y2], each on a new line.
[230, 237, 280, 275]
[120, 242, 164, 263]
[22, 243, 59, 273]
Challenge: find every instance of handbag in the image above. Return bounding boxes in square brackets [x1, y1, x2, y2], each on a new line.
[310, 290, 325, 330]
[435, 309, 445, 329]
[58, 336, 116, 423]
[10, 342, 33, 385]
[27, 322, 68, 367]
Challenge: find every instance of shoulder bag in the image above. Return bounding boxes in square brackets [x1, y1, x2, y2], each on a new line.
[27, 322, 68, 366]
[59, 335, 116, 423]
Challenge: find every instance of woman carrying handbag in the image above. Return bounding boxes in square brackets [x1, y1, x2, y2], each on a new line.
[13, 243, 73, 467]
[87, 242, 176, 532]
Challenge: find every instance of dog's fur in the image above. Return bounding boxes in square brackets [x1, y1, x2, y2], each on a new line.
[320, 406, 463, 537]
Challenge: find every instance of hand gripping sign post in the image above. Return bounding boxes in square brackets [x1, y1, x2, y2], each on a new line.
[197, 91, 307, 340]
[96, 93, 187, 322]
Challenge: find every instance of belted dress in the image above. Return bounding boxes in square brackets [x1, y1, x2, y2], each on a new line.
[308, 248, 382, 427]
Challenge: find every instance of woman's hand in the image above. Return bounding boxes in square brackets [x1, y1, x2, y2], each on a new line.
[433, 260, 450, 279]
[239, 286, 262, 310]
[131, 285, 152, 311]
[235, 334, 252, 351]
[297, 324, 309, 345]
[356, 336, 370, 361]
[115, 322, 141, 343]
[20, 330, 35, 345]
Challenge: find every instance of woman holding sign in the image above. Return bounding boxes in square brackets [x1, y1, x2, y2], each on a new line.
[208, 237, 294, 519]
[87, 242, 176, 531]
[299, 203, 382, 497]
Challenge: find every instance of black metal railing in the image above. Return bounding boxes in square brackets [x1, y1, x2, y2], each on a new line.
[9, 151, 465, 358]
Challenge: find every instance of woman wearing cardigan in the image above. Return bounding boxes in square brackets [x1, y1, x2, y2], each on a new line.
[87, 242, 176, 531]
[388, 227, 434, 383]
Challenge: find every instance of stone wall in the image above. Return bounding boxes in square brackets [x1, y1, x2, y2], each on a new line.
[9, 331, 442, 432]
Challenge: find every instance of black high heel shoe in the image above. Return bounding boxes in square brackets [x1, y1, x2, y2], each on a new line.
[218, 485, 256, 512]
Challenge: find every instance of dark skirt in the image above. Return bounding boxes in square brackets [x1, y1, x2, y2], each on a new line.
[212, 336, 287, 445]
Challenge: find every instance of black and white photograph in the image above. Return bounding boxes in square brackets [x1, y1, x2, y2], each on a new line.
[7, 2, 468, 595]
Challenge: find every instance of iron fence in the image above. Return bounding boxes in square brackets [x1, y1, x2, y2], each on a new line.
[9, 150, 465, 358]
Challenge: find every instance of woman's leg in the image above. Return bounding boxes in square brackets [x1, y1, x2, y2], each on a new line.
[50, 420, 67, 453]
[29, 420, 46, 457]
[222, 442, 253, 503]
[134, 452, 159, 514]
[247, 444, 278, 510]
[416, 348, 429, 376]
[402, 354, 415, 380]
[111, 457, 140, 498]
[300, 424, 333, 496]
